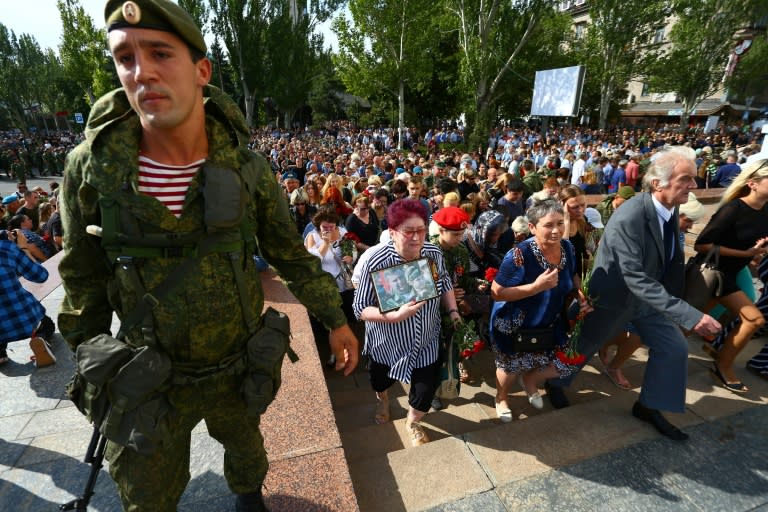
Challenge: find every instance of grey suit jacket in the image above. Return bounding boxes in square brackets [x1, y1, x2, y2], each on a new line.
[588, 192, 702, 331]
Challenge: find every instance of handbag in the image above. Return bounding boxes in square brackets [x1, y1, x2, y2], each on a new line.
[332, 251, 355, 291]
[510, 326, 557, 353]
[684, 245, 724, 311]
[435, 330, 460, 400]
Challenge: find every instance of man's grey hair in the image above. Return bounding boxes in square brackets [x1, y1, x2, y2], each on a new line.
[642, 146, 696, 192]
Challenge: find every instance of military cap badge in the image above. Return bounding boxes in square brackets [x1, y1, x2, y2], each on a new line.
[122, 1, 141, 24]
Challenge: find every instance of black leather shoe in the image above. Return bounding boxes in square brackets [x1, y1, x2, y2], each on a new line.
[544, 382, 570, 409]
[632, 401, 688, 441]
[235, 489, 269, 512]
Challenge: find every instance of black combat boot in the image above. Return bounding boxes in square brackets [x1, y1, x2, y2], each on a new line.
[235, 488, 269, 512]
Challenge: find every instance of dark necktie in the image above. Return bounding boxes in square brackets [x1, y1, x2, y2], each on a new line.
[663, 216, 676, 264]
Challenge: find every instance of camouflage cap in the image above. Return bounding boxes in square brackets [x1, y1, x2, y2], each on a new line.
[105, 0, 207, 54]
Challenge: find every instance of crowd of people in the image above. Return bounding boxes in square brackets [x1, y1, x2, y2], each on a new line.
[4, 2, 764, 510]
[271, 119, 767, 446]
[0, 130, 81, 183]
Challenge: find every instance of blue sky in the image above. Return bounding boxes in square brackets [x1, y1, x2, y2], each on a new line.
[2, 0, 337, 53]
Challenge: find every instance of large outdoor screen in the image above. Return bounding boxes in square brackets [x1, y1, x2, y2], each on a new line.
[530, 65, 586, 118]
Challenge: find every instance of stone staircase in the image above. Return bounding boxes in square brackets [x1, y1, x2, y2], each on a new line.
[320, 337, 768, 512]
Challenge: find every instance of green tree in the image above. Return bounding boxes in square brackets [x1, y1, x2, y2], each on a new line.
[37, 49, 70, 131]
[724, 32, 768, 105]
[646, 0, 764, 128]
[572, 0, 667, 129]
[444, 0, 564, 148]
[57, 0, 114, 106]
[306, 50, 345, 126]
[210, 0, 267, 127]
[178, 0, 211, 36]
[333, 0, 438, 149]
[209, 37, 238, 96]
[264, 5, 316, 128]
[15, 34, 50, 132]
[0, 26, 33, 131]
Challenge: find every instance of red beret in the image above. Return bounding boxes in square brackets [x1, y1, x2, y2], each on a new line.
[433, 207, 470, 231]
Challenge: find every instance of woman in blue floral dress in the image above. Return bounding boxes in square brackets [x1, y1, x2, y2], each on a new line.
[489, 198, 590, 422]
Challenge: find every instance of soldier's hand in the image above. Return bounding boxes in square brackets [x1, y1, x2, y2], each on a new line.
[329, 324, 359, 376]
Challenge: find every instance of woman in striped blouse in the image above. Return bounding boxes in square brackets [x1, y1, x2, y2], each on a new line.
[353, 199, 460, 447]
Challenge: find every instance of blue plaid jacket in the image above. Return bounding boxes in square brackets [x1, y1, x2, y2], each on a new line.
[0, 240, 48, 344]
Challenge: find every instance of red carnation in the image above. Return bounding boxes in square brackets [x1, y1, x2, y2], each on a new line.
[484, 267, 499, 283]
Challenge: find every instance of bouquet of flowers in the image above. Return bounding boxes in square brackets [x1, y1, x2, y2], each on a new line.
[451, 319, 485, 360]
[338, 232, 360, 259]
[556, 259, 595, 369]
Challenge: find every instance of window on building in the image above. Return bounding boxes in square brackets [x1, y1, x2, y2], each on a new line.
[574, 22, 587, 40]
[641, 83, 650, 97]
[653, 27, 665, 44]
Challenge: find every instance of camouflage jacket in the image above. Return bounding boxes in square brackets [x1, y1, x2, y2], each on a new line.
[58, 86, 346, 366]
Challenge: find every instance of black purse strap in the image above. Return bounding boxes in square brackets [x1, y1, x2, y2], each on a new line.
[703, 245, 720, 267]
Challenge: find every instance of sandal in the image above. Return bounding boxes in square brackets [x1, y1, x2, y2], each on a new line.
[458, 362, 470, 383]
[710, 363, 748, 394]
[405, 421, 429, 446]
[374, 395, 390, 424]
[603, 367, 632, 390]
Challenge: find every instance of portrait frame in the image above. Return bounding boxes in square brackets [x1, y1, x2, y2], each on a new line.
[370, 258, 439, 313]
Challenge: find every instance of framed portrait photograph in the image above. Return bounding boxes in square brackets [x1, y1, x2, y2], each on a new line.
[370, 258, 439, 313]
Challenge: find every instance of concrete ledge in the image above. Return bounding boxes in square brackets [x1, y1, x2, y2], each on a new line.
[20, 251, 64, 302]
[248, 270, 360, 511]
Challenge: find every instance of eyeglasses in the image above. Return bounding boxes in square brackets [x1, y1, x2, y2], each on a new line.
[397, 227, 427, 238]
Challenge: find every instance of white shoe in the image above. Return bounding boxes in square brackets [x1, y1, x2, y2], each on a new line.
[518, 375, 543, 410]
[527, 392, 544, 410]
[495, 402, 513, 423]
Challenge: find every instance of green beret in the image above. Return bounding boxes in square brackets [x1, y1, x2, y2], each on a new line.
[105, 0, 207, 55]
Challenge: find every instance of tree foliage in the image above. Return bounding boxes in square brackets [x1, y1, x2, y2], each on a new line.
[724, 36, 768, 104]
[178, 0, 212, 36]
[646, 0, 764, 127]
[57, 0, 114, 106]
[333, 0, 439, 148]
[443, 0, 565, 147]
[210, 0, 268, 127]
[571, 0, 667, 129]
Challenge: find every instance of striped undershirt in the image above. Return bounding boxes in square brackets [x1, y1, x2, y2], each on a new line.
[138, 155, 205, 218]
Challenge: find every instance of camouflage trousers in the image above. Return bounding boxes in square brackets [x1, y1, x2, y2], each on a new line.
[106, 370, 268, 511]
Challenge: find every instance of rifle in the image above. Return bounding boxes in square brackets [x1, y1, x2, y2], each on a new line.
[60, 426, 107, 511]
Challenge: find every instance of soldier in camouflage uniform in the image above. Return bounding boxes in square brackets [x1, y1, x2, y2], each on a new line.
[10, 156, 25, 186]
[58, 1, 359, 511]
[54, 148, 66, 176]
[43, 147, 57, 177]
[0, 149, 10, 178]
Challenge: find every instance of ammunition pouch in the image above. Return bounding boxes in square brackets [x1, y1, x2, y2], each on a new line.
[67, 334, 174, 455]
[241, 307, 296, 417]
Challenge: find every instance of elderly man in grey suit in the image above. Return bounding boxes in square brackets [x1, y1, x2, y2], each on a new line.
[546, 146, 722, 441]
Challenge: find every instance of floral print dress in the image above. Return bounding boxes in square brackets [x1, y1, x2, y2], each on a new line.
[489, 238, 576, 375]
